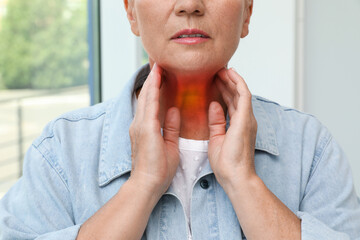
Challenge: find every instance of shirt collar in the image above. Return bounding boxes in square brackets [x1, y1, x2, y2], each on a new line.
[98, 64, 279, 187]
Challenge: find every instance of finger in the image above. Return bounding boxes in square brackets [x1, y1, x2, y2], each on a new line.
[227, 68, 253, 115]
[144, 64, 162, 123]
[135, 65, 156, 121]
[138, 63, 162, 105]
[216, 68, 239, 98]
[137, 64, 163, 122]
[208, 101, 226, 140]
[228, 68, 251, 96]
[136, 65, 156, 112]
[225, 69, 255, 135]
[215, 78, 236, 117]
[163, 107, 181, 148]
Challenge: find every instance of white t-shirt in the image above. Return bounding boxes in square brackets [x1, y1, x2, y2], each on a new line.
[132, 95, 210, 239]
[171, 137, 209, 240]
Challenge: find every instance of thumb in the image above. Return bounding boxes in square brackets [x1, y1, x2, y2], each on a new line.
[163, 107, 181, 147]
[208, 101, 226, 140]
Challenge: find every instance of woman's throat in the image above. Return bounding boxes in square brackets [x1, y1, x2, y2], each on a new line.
[168, 82, 212, 113]
[177, 91, 207, 111]
[174, 90, 211, 139]
[158, 74, 225, 139]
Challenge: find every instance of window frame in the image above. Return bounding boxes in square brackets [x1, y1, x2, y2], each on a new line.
[88, 0, 102, 105]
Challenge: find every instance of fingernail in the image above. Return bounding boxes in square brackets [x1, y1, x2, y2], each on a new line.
[149, 64, 159, 79]
[151, 63, 157, 72]
[230, 67, 237, 72]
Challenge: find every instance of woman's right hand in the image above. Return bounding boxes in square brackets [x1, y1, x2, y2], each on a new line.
[129, 63, 181, 197]
[78, 64, 178, 239]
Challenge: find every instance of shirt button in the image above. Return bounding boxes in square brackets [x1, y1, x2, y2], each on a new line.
[200, 179, 209, 189]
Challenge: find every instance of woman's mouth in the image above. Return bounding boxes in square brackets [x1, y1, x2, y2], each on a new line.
[171, 29, 210, 45]
[177, 34, 207, 38]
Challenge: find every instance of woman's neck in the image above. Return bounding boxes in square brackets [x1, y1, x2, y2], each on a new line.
[158, 70, 226, 140]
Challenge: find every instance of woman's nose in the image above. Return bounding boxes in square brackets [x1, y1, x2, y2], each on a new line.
[174, 0, 205, 16]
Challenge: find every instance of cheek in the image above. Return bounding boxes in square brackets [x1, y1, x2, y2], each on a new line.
[135, 0, 167, 58]
[214, 0, 244, 40]
[213, 1, 244, 61]
[136, 0, 156, 34]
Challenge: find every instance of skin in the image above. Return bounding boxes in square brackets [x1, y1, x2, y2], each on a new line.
[77, 0, 301, 239]
[128, 0, 252, 140]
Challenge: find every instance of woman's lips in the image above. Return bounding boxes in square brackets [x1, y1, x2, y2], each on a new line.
[171, 28, 210, 45]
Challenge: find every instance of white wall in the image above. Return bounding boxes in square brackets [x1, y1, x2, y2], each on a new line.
[229, 0, 296, 108]
[304, 0, 360, 193]
[100, 0, 138, 101]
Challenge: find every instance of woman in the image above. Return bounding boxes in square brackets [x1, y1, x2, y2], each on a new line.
[1, 0, 359, 239]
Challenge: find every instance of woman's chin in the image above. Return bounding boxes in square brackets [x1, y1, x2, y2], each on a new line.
[159, 61, 225, 78]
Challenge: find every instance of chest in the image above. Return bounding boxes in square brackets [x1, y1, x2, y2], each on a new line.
[145, 174, 247, 240]
[73, 151, 302, 240]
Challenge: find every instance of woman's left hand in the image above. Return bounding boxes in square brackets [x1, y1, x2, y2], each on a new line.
[208, 68, 258, 191]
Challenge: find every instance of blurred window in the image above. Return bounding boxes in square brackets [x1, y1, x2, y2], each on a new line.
[0, 0, 90, 198]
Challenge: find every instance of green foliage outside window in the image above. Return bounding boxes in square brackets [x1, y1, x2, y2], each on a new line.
[0, 0, 88, 89]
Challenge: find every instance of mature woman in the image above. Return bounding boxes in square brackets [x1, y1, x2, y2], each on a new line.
[1, 0, 360, 239]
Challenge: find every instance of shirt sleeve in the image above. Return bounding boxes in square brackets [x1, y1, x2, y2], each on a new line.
[0, 144, 80, 240]
[298, 136, 360, 240]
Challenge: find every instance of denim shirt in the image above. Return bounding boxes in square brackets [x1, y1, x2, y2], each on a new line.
[1, 64, 360, 240]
